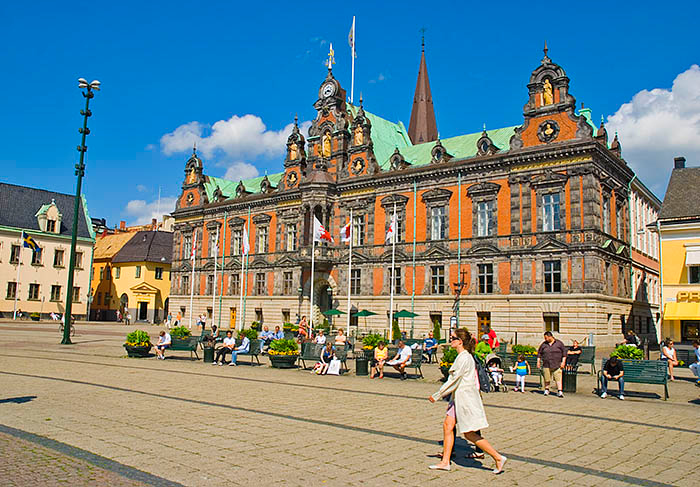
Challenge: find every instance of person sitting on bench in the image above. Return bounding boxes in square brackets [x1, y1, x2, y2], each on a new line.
[259, 326, 273, 353]
[214, 331, 235, 366]
[565, 340, 582, 370]
[388, 340, 412, 380]
[155, 330, 171, 360]
[423, 332, 438, 363]
[600, 355, 625, 400]
[229, 333, 250, 367]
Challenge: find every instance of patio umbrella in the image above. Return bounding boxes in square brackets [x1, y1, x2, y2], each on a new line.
[323, 309, 346, 316]
[392, 310, 419, 340]
[352, 309, 378, 331]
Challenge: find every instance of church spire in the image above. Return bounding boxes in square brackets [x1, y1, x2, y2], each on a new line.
[408, 34, 438, 145]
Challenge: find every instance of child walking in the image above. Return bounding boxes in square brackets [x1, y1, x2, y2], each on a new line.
[512, 354, 530, 393]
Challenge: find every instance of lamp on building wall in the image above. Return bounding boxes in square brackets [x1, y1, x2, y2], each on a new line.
[62, 77, 100, 345]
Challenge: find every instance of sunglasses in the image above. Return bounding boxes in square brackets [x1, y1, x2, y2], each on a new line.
[449, 336, 459, 341]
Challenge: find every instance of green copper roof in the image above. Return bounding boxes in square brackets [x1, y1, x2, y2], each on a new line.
[35, 203, 52, 217]
[348, 104, 411, 167]
[204, 172, 284, 201]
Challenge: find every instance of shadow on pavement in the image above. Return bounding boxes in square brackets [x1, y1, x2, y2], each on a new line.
[0, 395, 37, 404]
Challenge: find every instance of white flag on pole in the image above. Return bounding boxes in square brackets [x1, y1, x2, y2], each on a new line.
[340, 220, 351, 243]
[242, 224, 250, 255]
[313, 216, 334, 243]
[348, 18, 356, 58]
[385, 210, 397, 242]
[190, 231, 197, 261]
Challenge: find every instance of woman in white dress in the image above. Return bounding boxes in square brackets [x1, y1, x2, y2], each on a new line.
[428, 328, 507, 474]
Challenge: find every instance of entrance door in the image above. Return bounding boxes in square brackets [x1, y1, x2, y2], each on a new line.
[477, 312, 491, 335]
[138, 302, 148, 321]
[230, 308, 236, 329]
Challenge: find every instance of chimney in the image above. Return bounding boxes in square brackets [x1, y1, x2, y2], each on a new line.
[120, 220, 126, 231]
[674, 156, 686, 169]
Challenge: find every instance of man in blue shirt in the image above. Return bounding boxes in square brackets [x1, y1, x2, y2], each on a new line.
[423, 332, 438, 363]
[230, 334, 250, 366]
[259, 325, 273, 354]
[272, 325, 284, 340]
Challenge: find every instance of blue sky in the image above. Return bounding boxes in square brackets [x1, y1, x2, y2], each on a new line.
[2, 1, 700, 225]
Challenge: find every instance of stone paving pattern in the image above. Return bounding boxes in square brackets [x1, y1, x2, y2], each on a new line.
[0, 322, 698, 486]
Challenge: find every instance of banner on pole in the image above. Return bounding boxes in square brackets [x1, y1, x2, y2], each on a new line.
[313, 217, 334, 243]
[340, 220, 351, 243]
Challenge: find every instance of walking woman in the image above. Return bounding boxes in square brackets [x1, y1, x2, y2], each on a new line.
[428, 328, 507, 474]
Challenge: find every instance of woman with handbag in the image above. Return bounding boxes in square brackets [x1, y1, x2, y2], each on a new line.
[428, 328, 507, 474]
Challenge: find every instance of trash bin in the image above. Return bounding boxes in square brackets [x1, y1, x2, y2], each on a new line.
[356, 357, 369, 376]
[562, 366, 578, 393]
[203, 346, 215, 364]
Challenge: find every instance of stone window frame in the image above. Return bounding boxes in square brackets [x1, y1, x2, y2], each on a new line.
[467, 182, 500, 239]
[531, 172, 567, 234]
[182, 275, 190, 295]
[206, 274, 215, 295]
[6, 281, 17, 299]
[286, 223, 298, 252]
[10, 244, 20, 264]
[430, 265, 446, 294]
[422, 189, 452, 242]
[28, 283, 40, 301]
[255, 272, 266, 295]
[541, 192, 561, 232]
[50, 284, 61, 302]
[543, 260, 562, 293]
[380, 195, 409, 244]
[350, 268, 362, 295]
[53, 249, 64, 267]
[253, 214, 272, 254]
[229, 273, 241, 295]
[283, 271, 294, 295]
[75, 251, 83, 269]
[477, 263, 494, 294]
[228, 217, 246, 256]
[206, 221, 222, 258]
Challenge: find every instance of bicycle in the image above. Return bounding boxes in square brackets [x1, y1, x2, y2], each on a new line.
[59, 320, 76, 337]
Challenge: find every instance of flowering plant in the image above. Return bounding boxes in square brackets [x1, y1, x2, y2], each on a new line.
[511, 344, 537, 355]
[361, 333, 383, 350]
[440, 347, 458, 368]
[170, 326, 191, 338]
[125, 330, 151, 347]
[268, 339, 299, 356]
[610, 344, 643, 360]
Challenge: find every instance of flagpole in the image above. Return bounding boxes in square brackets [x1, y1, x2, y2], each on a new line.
[188, 229, 197, 329]
[218, 212, 227, 329]
[241, 206, 251, 331]
[389, 202, 396, 340]
[211, 226, 219, 328]
[237, 225, 245, 331]
[309, 233, 316, 334]
[411, 180, 417, 338]
[350, 16, 356, 104]
[13, 235, 21, 320]
[346, 209, 353, 331]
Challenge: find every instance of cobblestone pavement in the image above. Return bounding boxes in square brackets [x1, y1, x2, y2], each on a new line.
[0, 322, 698, 486]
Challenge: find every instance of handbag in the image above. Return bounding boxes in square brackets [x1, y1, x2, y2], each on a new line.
[326, 358, 341, 375]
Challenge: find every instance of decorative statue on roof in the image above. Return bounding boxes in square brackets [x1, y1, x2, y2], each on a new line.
[354, 125, 364, 145]
[289, 143, 298, 161]
[543, 78, 554, 105]
[322, 132, 332, 158]
[186, 168, 197, 184]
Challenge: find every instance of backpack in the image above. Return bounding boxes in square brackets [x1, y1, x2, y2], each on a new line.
[472, 353, 492, 393]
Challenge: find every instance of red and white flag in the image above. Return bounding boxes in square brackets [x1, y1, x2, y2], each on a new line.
[340, 220, 351, 243]
[313, 216, 334, 243]
[385, 210, 397, 242]
[242, 224, 250, 255]
[190, 231, 197, 261]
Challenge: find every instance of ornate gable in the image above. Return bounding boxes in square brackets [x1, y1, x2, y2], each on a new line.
[389, 148, 411, 171]
[344, 98, 380, 179]
[176, 146, 208, 210]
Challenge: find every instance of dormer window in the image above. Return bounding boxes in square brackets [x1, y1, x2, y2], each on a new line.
[35, 199, 62, 234]
[47, 220, 56, 233]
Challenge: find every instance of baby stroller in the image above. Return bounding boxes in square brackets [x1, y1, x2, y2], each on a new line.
[484, 353, 508, 392]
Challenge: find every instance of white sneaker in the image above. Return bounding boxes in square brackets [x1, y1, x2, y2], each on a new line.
[600, 392, 607, 399]
[218, 362, 223, 366]
[229, 362, 236, 366]
[619, 395, 624, 400]
[543, 390, 550, 396]
[212, 362, 217, 366]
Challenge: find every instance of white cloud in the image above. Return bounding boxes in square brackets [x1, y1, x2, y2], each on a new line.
[607, 65, 700, 196]
[224, 162, 260, 181]
[144, 143, 156, 151]
[159, 114, 311, 181]
[136, 184, 148, 193]
[124, 196, 177, 225]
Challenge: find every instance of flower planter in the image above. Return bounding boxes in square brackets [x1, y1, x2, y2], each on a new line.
[30, 315, 40, 321]
[124, 344, 152, 358]
[269, 354, 299, 369]
[440, 365, 451, 381]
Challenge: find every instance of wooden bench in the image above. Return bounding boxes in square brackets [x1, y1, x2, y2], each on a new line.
[168, 336, 200, 360]
[578, 346, 596, 375]
[299, 342, 349, 374]
[676, 349, 695, 368]
[598, 358, 669, 400]
[231, 339, 261, 365]
[497, 352, 543, 387]
[385, 348, 424, 379]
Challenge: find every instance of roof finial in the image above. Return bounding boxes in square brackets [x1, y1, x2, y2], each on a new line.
[192, 141, 197, 154]
[542, 40, 551, 63]
[359, 93, 363, 107]
[600, 114, 605, 127]
[294, 114, 298, 126]
[483, 122, 486, 131]
[420, 27, 426, 52]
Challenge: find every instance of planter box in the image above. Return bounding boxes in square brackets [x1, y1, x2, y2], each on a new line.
[440, 365, 451, 380]
[30, 315, 40, 321]
[124, 344, 152, 358]
[269, 354, 299, 368]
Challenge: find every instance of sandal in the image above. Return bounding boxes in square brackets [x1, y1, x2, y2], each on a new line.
[466, 452, 485, 459]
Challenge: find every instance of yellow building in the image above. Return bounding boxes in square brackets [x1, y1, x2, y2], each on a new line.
[91, 230, 172, 323]
[90, 231, 136, 320]
[657, 157, 700, 344]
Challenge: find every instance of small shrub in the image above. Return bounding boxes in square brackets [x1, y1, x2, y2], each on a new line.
[432, 320, 441, 341]
[30, 312, 41, 320]
[250, 321, 260, 331]
[610, 344, 643, 360]
[170, 326, 191, 338]
[512, 344, 537, 355]
[283, 322, 298, 332]
[362, 333, 383, 350]
[391, 319, 401, 341]
[125, 330, 151, 346]
[441, 347, 458, 367]
[239, 328, 258, 340]
[269, 338, 299, 355]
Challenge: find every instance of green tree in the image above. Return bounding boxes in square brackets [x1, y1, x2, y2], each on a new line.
[432, 320, 441, 341]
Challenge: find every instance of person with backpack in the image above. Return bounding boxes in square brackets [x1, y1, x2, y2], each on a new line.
[428, 328, 507, 474]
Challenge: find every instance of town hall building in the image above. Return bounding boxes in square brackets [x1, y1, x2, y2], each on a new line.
[169, 44, 660, 347]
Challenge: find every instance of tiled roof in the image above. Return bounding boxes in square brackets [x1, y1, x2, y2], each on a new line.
[0, 182, 92, 239]
[112, 231, 173, 264]
[93, 232, 138, 260]
[659, 166, 700, 221]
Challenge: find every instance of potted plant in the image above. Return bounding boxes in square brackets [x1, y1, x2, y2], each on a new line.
[610, 344, 643, 360]
[124, 330, 152, 357]
[170, 325, 193, 346]
[251, 321, 261, 331]
[30, 312, 40, 321]
[511, 344, 537, 356]
[268, 338, 299, 368]
[440, 347, 458, 380]
[361, 333, 382, 360]
[239, 327, 258, 343]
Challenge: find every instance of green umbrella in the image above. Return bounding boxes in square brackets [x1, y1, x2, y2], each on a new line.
[353, 309, 378, 317]
[393, 309, 418, 318]
[323, 309, 346, 316]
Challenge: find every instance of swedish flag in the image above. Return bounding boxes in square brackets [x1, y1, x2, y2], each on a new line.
[22, 231, 41, 255]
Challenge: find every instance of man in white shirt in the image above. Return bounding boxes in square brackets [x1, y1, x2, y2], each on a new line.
[314, 329, 327, 344]
[388, 340, 412, 380]
[229, 334, 250, 366]
[214, 331, 236, 366]
[155, 330, 172, 360]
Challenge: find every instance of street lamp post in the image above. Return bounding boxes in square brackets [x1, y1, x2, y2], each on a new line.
[62, 77, 100, 345]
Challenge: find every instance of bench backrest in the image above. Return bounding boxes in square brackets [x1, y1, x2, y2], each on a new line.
[302, 343, 324, 359]
[500, 353, 539, 371]
[579, 346, 596, 363]
[410, 349, 423, 365]
[334, 348, 347, 361]
[601, 358, 667, 383]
